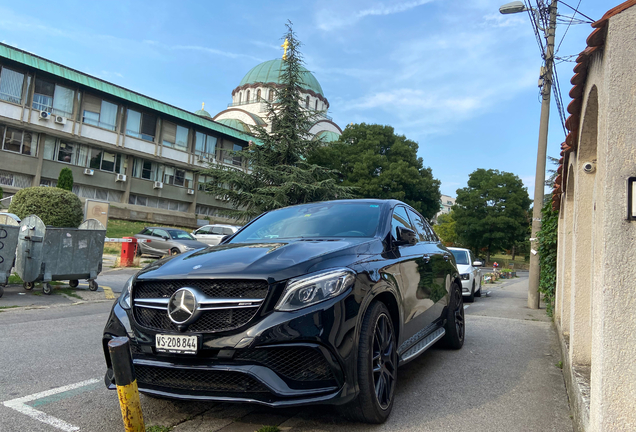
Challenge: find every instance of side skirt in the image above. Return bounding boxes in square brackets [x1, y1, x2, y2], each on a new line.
[398, 327, 446, 365]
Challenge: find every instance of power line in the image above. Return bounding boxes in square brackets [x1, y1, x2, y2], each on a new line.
[557, 0, 596, 22]
[555, 0, 581, 55]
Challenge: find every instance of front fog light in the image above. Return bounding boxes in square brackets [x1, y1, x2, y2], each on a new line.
[275, 268, 356, 312]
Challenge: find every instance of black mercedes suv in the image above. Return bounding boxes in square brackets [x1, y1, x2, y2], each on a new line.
[102, 199, 464, 423]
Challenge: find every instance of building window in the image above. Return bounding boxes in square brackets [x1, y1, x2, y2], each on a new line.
[195, 131, 217, 157]
[33, 79, 74, 117]
[315, 100, 318, 110]
[82, 94, 118, 131]
[268, 90, 273, 102]
[1, 125, 38, 156]
[306, 96, 310, 107]
[162, 122, 188, 151]
[88, 149, 121, 173]
[57, 142, 74, 163]
[246, 90, 250, 102]
[256, 89, 261, 101]
[126, 109, 157, 142]
[163, 166, 193, 188]
[238, 92, 242, 104]
[129, 194, 189, 212]
[0, 67, 25, 104]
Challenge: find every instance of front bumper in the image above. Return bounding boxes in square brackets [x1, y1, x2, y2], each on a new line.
[460, 276, 473, 295]
[102, 291, 359, 407]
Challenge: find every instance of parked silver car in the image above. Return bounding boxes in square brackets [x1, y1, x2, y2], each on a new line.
[191, 224, 240, 246]
[134, 227, 208, 257]
[448, 247, 483, 302]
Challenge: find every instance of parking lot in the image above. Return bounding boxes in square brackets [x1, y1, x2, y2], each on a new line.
[0, 272, 573, 432]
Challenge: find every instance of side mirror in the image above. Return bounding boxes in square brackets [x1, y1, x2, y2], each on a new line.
[162, 235, 170, 240]
[395, 227, 417, 246]
[473, 261, 483, 267]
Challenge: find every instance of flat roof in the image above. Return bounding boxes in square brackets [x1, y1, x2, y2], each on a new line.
[0, 42, 258, 144]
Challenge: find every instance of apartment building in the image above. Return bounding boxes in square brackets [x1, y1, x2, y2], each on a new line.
[0, 42, 254, 227]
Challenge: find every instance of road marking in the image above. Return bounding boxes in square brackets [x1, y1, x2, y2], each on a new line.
[3, 378, 100, 431]
[463, 305, 470, 310]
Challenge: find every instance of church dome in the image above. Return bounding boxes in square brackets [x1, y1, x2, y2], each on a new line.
[194, 102, 211, 118]
[238, 59, 324, 96]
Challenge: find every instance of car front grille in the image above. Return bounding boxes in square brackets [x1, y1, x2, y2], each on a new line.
[135, 365, 269, 393]
[135, 307, 258, 333]
[132, 279, 268, 333]
[235, 347, 336, 382]
[133, 279, 269, 300]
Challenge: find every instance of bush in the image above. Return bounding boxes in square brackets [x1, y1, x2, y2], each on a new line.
[537, 202, 558, 316]
[0, 186, 3, 200]
[57, 168, 74, 191]
[8, 187, 84, 228]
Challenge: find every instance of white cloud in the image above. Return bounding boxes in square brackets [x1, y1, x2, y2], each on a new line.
[143, 40, 264, 62]
[316, 0, 435, 31]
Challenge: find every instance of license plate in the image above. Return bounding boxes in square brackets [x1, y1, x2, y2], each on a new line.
[155, 334, 198, 354]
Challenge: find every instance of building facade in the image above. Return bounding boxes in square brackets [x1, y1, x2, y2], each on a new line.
[0, 43, 257, 227]
[551, 2, 636, 431]
[433, 194, 455, 223]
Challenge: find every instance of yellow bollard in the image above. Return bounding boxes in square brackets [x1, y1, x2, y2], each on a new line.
[108, 337, 145, 432]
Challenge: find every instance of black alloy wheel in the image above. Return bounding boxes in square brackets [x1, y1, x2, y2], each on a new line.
[341, 301, 397, 424]
[441, 282, 465, 349]
[372, 313, 397, 409]
[170, 248, 180, 256]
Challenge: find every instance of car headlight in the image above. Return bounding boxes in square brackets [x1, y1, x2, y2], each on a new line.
[460, 273, 470, 280]
[275, 268, 356, 312]
[118, 276, 134, 309]
[183, 246, 195, 251]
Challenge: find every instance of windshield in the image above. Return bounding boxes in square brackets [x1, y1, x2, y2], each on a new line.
[450, 250, 469, 265]
[168, 230, 195, 240]
[230, 202, 383, 242]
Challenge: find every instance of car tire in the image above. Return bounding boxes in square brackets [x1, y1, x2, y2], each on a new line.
[466, 280, 475, 303]
[440, 282, 465, 350]
[170, 248, 180, 256]
[340, 301, 397, 424]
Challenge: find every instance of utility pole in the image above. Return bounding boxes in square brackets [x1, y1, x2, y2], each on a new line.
[528, 0, 558, 309]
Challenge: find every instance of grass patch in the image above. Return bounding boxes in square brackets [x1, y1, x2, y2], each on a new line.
[106, 219, 192, 239]
[8, 273, 23, 284]
[256, 427, 280, 432]
[103, 243, 122, 255]
[146, 426, 172, 432]
[556, 361, 563, 369]
[490, 253, 530, 270]
[0, 305, 19, 310]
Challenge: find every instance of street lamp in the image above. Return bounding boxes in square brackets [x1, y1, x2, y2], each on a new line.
[499, 0, 558, 309]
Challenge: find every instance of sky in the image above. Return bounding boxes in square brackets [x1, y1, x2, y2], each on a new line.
[0, 0, 610, 199]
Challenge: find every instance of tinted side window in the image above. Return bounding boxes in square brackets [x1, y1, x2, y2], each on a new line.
[211, 226, 224, 235]
[139, 228, 153, 236]
[406, 208, 430, 242]
[197, 227, 210, 234]
[222, 228, 234, 235]
[153, 229, 168, 238]
[391, 206, 414, 241]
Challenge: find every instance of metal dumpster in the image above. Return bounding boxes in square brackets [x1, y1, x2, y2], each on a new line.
[0, 214, 20, 298]
[15, 215, 106, 295]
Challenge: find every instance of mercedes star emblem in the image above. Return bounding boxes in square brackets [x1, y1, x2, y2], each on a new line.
[168, 288, 197, 324]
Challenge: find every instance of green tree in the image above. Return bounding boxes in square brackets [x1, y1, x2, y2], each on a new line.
[308, 123, 441, 220]
[200, 22, 353, 221]
[453, 169, 531, 262]
[537, 201, 558, 316]
[433, 212, 458, 245]
[57, 167, 74, 191]
[9, 187, 84, 227]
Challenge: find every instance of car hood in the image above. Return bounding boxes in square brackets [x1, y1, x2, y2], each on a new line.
[175, 239, 209, 249]
[136, 238, 378, 282]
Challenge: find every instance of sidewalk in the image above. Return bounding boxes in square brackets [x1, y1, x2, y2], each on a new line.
[137, 274, 573, 432]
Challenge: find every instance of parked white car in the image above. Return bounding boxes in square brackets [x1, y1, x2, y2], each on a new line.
[448, 247, 482, 302]
[191, 224, 241, 246]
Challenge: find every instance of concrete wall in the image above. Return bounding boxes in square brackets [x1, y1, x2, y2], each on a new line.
[555, 7, 636, 431]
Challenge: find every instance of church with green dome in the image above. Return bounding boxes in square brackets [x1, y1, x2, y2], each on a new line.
[209, 57, 342, 142]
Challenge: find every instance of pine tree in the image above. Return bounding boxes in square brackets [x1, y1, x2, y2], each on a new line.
[57, 167, 74, 191]
[200, 22, 353, 221]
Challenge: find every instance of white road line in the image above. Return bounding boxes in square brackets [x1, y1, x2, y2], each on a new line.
[2, 378, 100, 431]
[463, 304, 470, 309]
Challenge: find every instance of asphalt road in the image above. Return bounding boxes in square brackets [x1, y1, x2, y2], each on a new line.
[0, 273, 573, 432]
